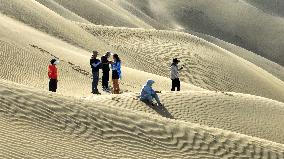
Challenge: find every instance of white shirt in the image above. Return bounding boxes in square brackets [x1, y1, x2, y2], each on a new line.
[170, 64, 180, 79]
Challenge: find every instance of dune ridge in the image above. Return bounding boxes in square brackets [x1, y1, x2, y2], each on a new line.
[0, 0, 107, 51]
[0, 0, 284, 158]
[82, 24, 284, 102]
[0, 79, 284, 159]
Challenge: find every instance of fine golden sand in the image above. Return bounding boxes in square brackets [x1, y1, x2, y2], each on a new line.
[0, 0, 284, 158]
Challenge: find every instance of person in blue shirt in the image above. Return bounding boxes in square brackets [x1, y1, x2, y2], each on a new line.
[111, 54, 121, 94]
[140, 80, 162, 106]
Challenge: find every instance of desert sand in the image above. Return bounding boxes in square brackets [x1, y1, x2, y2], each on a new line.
[0, 0, 284, 158]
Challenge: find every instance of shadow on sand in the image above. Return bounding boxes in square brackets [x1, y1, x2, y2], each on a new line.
[148, 104, 174, 119]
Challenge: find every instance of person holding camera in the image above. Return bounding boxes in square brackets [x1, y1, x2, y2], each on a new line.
[170, 58, 183, 91]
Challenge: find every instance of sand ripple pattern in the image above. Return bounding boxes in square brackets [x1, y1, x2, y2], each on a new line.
[86, 91, 284, 144]
[0, 40, 92, 97]
[0, 80, 283, 159]
[82, 25, 284, 103]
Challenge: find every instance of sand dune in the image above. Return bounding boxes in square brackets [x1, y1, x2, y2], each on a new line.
[116, 0, 284, 66]
[0, 0, 107, 51]
[87, 91, 284, 144]
[1, 80, 284, 159]
[245, 0, 284, 17]
[82, 24, 284, 102]
[0, 13, 200, 97]
[194, 32, 284, 82]
[51, 0, 153, 29]
[34, 0, 91, 24]
[8, 0, 283, 66]
[0, 1, 284, 158]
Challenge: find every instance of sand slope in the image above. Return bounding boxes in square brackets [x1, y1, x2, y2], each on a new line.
[82, 24, 284, 102]
[5, 0, 283, 66]
[0, 0, 106, 51]
[51, 0, 153, 29]
[0, 14, 201, 97]
[87, 91, 284, 144]
[34, 0, 91, 24]
[194, 32, 284, 82]
[0, 1, 284, 158]
[117, 0, 284, 66]
[245, 0, 284, 17]
[1, 79, 284, 159]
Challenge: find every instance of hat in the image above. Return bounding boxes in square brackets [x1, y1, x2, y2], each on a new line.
[50, 59, 57, 64]
[173, 58, 180, 63]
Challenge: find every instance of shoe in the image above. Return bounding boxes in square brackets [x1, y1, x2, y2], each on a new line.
[92, 89, 101, 95]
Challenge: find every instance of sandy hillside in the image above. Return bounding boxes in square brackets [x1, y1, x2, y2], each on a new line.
[114, 0, 284, 66]
[0, 0, 284, 158]
[87, 91, 284, 144]
[13, 0, 284, 66]
[51, 0, 153, 29]
[0, 13, 201, 97]
[0, 0, 107, 51]
[245, 0, 284, 17]
[1, 80, 284, 159]
[82, 25, 284, 102]
[193, 32, 284, 82]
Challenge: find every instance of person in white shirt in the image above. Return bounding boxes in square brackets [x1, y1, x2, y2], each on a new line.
[170, 58, 183, 91]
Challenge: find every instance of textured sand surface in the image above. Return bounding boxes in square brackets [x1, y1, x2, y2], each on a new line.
[0, 80, 284, 159]
[0, 0, 284, 158]
[194, 32, 284, 82]
[87, 91, 284, 144]
[117, 0, 284, 66]
[82, 25, 284, 102]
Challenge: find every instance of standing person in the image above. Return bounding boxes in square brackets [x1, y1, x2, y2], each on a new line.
[90, 51, 101, 94]
[170, 58, 183, 91]
[140, 80, 162, 106]
[111, 54, 121, 94]
[101, 52, 111, 92]
[48, 59, 59, 92]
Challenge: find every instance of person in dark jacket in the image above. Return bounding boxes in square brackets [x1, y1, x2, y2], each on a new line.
[48, 59, 59, 92]
[170, 58, 183, 91]
[90, 51, 101, 94]
[101, 52, 111, 92]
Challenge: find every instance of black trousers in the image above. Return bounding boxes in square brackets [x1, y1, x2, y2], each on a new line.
[102, 71, 109, 89]
[49, 79, 57, 92]
[171, 78, 180, 91]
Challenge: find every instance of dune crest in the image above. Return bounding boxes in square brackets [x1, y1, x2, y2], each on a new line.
[0, 80, 284, 159]
[0, 0, 284, 158]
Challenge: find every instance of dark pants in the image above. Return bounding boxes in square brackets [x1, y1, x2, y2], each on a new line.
[49, 79, 57, 92]
[92, 71, 99, 92]
[102, 71, 109, 89]
[171, 78, 180, 91]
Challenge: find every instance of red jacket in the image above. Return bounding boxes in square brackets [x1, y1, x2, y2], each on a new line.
[48, 65, 58, 79]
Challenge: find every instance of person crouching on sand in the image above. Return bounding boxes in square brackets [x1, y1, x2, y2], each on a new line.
[90, 51, 102, 95]
[48, 59, 59, 92]
[140, 80, 162, 106]
[111, 54, 121, 94]
[170, 58, 183, 91]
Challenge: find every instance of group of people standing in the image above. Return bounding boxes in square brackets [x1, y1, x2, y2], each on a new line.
[48, 52, 183, 106]
[90, 51, 121, 94]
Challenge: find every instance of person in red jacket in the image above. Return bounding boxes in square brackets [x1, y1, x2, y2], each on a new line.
[48, 59, 59, 92]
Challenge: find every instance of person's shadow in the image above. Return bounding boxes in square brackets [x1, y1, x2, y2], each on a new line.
[148, 103, 174, 119]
